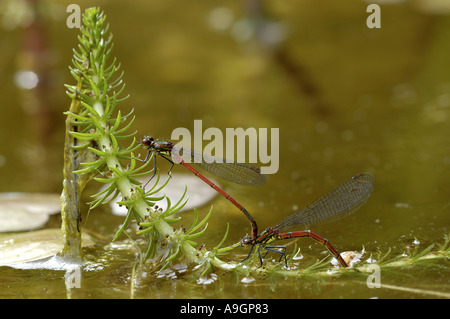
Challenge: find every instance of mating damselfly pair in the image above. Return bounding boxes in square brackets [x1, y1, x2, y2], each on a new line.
[138, 136, 374, 267]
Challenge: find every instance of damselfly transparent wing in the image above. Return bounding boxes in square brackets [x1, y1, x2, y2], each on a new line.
[172, 145, 266, 185]
[274, 172, 374, 231]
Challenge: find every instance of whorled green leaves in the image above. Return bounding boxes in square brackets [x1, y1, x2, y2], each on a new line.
[62, 7, 235, 272]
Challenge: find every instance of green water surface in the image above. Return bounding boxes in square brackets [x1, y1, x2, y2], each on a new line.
[0, 0, 449, 299]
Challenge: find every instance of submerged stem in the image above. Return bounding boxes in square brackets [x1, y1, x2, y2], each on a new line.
[60, 72, 89, 261]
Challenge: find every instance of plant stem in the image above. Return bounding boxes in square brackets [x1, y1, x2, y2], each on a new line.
[59, 76, 84, 261]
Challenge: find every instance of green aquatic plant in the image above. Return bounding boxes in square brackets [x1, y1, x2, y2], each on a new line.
[61, 7, 233, 273]
[61, 7, 136, 260]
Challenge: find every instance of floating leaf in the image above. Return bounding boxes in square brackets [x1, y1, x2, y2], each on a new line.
[0, 193, 60, 232]
[0, 207, 49, 233]
[0, 228, 94, 266]
[0, 192, 60, 215]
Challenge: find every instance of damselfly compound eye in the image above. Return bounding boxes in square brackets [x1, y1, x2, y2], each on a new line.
[242, 236, 252, 246]
[142, 136, 154, 146]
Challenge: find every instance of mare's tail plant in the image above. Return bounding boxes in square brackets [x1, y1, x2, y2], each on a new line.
[60, 7, 135, 260]
[60, 7, 234, 274]
[60, 7, 191, 265]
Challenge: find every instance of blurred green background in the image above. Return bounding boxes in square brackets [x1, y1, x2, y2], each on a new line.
[0, 0, 449, 298]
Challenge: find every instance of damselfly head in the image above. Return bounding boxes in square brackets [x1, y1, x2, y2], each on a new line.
[141, 136, 155, 147]
[241, 234, 253, 246]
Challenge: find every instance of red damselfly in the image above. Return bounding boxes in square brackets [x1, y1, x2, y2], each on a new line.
[241, 172, 375, 267]
[140, 136, 265, 239]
